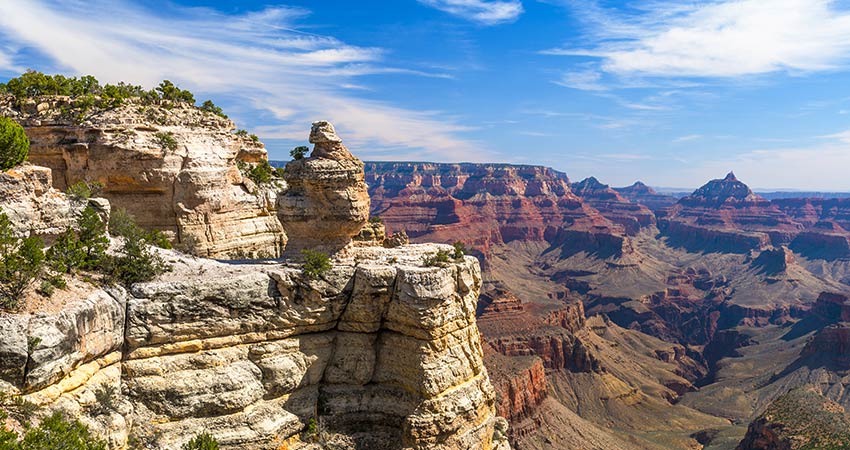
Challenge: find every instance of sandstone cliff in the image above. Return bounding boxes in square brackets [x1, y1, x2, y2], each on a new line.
[0, 95, 285, 259]
[0, 117, 510, 450]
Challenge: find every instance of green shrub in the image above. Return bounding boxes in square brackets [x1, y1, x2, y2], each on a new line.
[0, 393, 39, 429]
[274, 166, 285, 178]
[46, 230, 85, 274]
[301, 249, 331, 279]
[65, 181, 103, 200]
[290, 145, 309, 160]
[77, 206, 109, 268]
[249, 134, 260, 143]
[104, 227, 170, 286]
[155, 80, 195, 104]
[181, 433, 219, 450]
[235, 129, 248, 137]
[369, 216, 383, 224]
[0, 117, 29, 171]
[88, 383, 117, 416]
[238, 160, 274, 185]
[108, 208, 171, 249]
[423, 249, 451, 267]
[4, 411, 108, 450]
[200, 100, 227, 118]
[154, 132, 178, 151]
[0, 213, 44, 310]
[451, 241, 466, 260]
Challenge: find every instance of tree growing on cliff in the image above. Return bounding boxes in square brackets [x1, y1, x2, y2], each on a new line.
[200, 100, 227, 118]
[301, 249, 331, 279]
[0, 117, 29, 171]
[0, 213, 44, 310]
[156, 80, 195, 104]
[290, 145, 309, 160]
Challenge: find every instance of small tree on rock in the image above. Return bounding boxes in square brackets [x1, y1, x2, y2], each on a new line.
[0, 117, 29, 171]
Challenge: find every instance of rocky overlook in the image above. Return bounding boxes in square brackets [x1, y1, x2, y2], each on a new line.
[0, 95, 285, 259]
[0, 112, 509, 450]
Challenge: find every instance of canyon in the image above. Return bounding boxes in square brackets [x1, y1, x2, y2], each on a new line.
[363, 162, 850, 449]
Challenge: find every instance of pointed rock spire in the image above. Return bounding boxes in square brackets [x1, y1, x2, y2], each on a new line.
[724, 171, 738, 181]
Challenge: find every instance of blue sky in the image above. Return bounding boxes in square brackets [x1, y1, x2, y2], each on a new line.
[2, 0, 850, 190]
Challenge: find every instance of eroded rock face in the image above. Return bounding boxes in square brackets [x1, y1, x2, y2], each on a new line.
[660, 173, 803, 253]
[364, 162, 625, 257]
[0, 96, 285, 258]
[279, 121, 370, 257]
[614, 181, 678, 212]
[0, 164, 87, 241]
[11, 245, 504, 450]
[570, 177, 656, 235]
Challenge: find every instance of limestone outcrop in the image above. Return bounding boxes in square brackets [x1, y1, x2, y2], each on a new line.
[0, 96, 285, 258]
[279, 121, 370, 257]
[4, 245, 506, 450]
[0, 163, 91, 241]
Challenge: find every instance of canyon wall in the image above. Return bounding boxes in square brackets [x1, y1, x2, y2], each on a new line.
[0, 96, 285, 259]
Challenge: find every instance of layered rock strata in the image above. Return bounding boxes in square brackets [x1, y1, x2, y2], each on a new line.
[570, 177, 656, 235]
[614, 181, 678, 212]
[0, 96, 285, 258]
[279, 121, 370, 257]
[660, 172, 803, 253]
[4, 244, 507, 450]
[364, 162, 625, 257]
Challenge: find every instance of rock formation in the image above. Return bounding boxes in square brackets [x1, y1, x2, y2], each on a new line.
[660, 172, 803, 253]
[0, 120, 509, 449]
[2, 245, 508, 450]
[279, 121, 370, 257]
[364, 162, 625, 257]
[0, 96, 285, 258]
[736, 387, 850, 450]
[0, 164, 93, 240]
[614, 181, 678, 212]
[570, 177, 656, 235]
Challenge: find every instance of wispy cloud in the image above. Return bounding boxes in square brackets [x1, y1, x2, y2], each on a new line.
[418, 0, 523, 25]
[546, 0, 850, 82]
[679, 130, 850, 190]
[673, 134, 703, 143]
[0, 0, 483, 160]
[553, 70, 607, 91]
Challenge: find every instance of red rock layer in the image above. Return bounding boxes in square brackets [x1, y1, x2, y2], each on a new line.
[660, 172, 803, 253]
[364, 162, 624, 256]
[571, 177, 656, 235]
[615, 181, 678, 213]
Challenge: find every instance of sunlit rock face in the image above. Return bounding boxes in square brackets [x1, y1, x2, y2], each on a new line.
[278, 121, 370, 258]
[1, 96, 285, 258]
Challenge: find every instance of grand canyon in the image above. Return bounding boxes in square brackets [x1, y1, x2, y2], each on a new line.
[3, 1, 850, 450]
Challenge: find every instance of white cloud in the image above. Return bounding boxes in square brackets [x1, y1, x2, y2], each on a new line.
[553, 70, 607, 90]
[418, 0, 523, 25]
[0, 0, 483, 160]
[677, 131, 850, 190]
[547, 0, 850, 79]
[673, 134, 703, 143]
